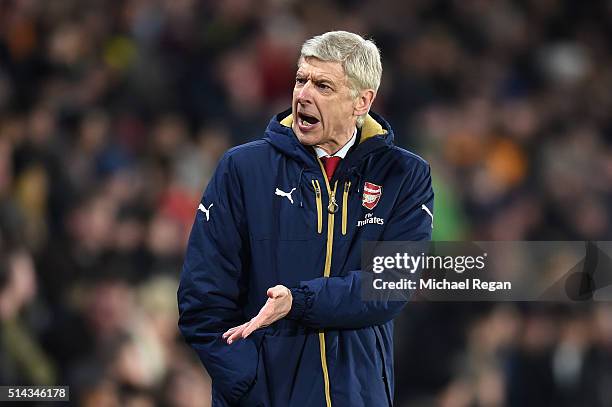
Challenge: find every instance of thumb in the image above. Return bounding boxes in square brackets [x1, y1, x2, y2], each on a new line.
[267, 285, 285, 299]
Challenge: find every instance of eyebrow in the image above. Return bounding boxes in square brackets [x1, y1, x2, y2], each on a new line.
[296, 72, 338, 85]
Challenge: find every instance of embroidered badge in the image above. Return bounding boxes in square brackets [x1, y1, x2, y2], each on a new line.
[362, 182, 382, 210]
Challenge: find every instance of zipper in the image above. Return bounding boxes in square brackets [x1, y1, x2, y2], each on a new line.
[318, 331, 331, 407]
[324, 180, 337, 277]
[315, 158, 337, 407]
[312, 180, 323, 234]
[342, 181, 351, 235]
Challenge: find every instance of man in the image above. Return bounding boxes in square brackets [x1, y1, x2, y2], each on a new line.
[178, 31, 434, 406]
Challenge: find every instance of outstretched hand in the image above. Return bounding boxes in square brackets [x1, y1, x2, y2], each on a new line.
[222, 285, 292, 344]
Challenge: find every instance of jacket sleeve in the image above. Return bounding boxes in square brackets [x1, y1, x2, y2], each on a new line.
[287, 161, 434, 329]
[177, 152, 258, 405]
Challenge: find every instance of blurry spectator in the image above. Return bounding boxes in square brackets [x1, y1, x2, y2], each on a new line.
[0, 248, 55, 385]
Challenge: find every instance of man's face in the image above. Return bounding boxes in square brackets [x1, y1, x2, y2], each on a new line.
[292, 58, 359, 153]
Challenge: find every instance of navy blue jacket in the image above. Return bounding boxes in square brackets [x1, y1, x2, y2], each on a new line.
[178, 110, 434, 406]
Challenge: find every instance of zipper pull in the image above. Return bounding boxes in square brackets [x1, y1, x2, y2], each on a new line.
[327, 181, 339, 213]
[328, 195, 338, 214]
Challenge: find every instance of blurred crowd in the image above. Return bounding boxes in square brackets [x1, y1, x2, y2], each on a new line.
[0, 0, 611, 406]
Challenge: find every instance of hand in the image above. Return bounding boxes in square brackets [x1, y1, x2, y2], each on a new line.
[222, 285, 292, 344]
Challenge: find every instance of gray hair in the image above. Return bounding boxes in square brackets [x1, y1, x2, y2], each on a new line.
[299, 31, 382, 127]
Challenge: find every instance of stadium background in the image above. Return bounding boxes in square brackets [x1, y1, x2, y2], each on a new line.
[1, 0, 611, 405]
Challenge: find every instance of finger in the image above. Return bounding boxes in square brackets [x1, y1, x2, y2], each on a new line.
[267, 285, 286, 299]
[227, 325, 248, 344]
[267, 287, 276, 298]
[225, 322, 249, 343]
[222, 322, 248, 339]
[222, 325, 242, 339]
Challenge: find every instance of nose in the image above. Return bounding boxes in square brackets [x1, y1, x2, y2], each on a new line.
[296, 81, 313, 104]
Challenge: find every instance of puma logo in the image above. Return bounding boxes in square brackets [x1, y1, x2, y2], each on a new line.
[198, 203, 213, 221]
[421, 204, 433, 227]
[275, 187, 296, 205]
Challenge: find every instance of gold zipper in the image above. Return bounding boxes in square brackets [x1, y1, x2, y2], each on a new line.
[324, 180, 337, 277]
[312, 180, 323, 234]
[318, 331, 331, 407]
[342, 181, 351, 235]
[315, 158, 336, 407]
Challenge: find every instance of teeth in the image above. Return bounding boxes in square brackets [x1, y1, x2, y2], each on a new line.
[303, 119, 311, 126]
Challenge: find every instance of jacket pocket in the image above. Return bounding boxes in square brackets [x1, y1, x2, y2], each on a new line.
[261, 334, 303, 405]
[312, 179, 323, 234]
[341, 181, 351, 235]
[238, 333, 269, 407]
[373, 326, 394, 407]
[259, 333, 326, 407]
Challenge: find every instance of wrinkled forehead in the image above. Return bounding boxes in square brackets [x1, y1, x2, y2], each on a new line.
[297, 57, 347, 84]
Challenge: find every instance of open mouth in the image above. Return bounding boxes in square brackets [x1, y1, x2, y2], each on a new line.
[297, 112, 320, 128]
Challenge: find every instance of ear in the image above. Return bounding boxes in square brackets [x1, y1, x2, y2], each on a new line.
[353, 89, 376, 117]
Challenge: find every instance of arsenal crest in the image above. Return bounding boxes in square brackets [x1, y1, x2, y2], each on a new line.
[362, 182, 382, 210]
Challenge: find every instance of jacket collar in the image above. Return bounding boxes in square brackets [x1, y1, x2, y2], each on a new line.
[264, 109, 395, 172]
[278, 113, 388, 144]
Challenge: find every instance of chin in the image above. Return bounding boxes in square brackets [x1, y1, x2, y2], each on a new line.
[294, 128, 319, 146]
[296, 133, 321, 146]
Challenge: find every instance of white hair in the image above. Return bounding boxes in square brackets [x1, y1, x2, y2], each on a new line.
[299, 31, 382, 127]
